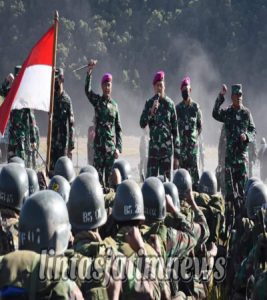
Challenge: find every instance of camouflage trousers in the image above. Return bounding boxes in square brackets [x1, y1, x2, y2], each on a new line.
[179, 154, 199, 190]
[50, 146, 68, 172]
[225, 161, 248, 201]
[7, 143, 26, 161]
[94, 147, 115, 187]
[147, 155, 171, 180]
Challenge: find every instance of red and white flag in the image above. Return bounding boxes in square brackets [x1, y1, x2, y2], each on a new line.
[0, 25, 55, 135]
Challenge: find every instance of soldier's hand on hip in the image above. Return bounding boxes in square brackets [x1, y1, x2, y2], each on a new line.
[173, 158, 179, 170]
[240, 133, 247, 142]
[114, 148, 119, 159]
[220, 84, 227, 96]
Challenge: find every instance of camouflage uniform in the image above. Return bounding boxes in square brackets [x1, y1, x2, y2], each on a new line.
[193, 192, 225, 245]
[72, 231, 119, 299]
[212, 93, 256, 200]
[176, 99, 202, 189]
[233, 233, 266, 299]
[106, 226, 164, 300]
[140, 94, 179, 180]
[85, 74, 122, 187]
[26, 124, 39, 169]
[8, 108, 37, 161]
[252, 271, 267, 300]
[0, 250, 83, 299]
[50, 91, 75, 171]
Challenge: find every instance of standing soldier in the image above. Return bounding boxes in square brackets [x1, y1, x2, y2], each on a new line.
[140, 71, 179, 180]
[87, 117, 95, 165]
[50, 68, 75, 174]
[8, 66, 37, 161]
[85, 59, 122, 187]
[138, 125, 149, 181]
[176, 76, 202, 190]
[212, 84, 256, 202]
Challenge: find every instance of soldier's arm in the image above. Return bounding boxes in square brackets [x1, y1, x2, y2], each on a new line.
[115, 107, 122, 153]
[245, 112, 256, 143]
[167, 220, 197, 258]
[29, 109, 37, 144]
[197, 105, 202, 135]
[140, 99, 152, 128]
[212, 94, 227, 122]
[84, 73, 101, 107]
[171, 102, 180, 159]
[192, 206, 210, 245]
[68, 99, 75, 151]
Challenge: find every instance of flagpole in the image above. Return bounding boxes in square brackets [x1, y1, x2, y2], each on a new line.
[46, 11, 59, 176]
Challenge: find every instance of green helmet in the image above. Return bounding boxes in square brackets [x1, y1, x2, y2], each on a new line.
[67, 173, 107, 231]
[173, 168, 192, 199]
[112, 159, 131, 181]
[199, 171, 217, 195]
[112, 179, 145, 222]
[48, 175, 70, 203]
[246, 182, 267, 219]
[142, 177, 166, 221]
[19, 190, 71, 255]
[54, 156, 76, 183]
[163, 182, 180, 211]
[8, 156, 25, 168]
[79, 165, 99, 181]
[0, 163, 29, 211]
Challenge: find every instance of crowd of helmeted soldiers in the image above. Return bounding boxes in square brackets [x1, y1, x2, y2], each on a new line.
[0, 60, 266, 299]
[0, 155, 266, 299]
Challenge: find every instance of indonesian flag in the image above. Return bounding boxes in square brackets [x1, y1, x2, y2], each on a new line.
[0, 25, 55, 135]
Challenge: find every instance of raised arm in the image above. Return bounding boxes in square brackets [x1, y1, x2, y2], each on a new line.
[84, 59, 101, 107]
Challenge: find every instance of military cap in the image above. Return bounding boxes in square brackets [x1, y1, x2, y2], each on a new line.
[231, 84, 242, 95]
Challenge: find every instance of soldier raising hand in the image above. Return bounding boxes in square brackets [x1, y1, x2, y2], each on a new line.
[85, 58, 122, 188]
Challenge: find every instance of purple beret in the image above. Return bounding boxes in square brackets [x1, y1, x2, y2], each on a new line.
[180, 76, 191, 90]
[153, 71, 165, 85]
[101, 73, 112, 84]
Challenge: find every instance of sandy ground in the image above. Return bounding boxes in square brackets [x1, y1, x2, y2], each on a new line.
[39, 136, 218, 177]
[38, 135, 260, 180]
